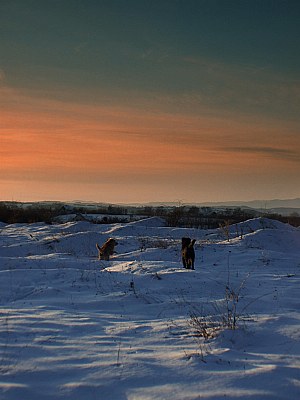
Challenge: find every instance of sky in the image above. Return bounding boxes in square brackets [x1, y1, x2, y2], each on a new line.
[1, 0, 300, 204]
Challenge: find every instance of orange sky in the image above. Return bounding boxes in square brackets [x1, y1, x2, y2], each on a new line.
[1, 85, 299, 203]
[1, 1, 300, 204]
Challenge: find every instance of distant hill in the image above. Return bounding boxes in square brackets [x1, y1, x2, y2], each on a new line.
[267, 207, 300, 216]
[2, 198, 300, 218]
[128, 198, 300, 211]
[211, 198, 300, 209]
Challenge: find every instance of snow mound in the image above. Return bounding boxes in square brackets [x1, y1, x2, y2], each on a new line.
[56, 221, 98, 234]
[105, 216, 166, 235]
[237, 217, 295, 232]
[1, 217, 300, 399]
[243, 227, 300, 252]
[220, 217, 297, 240]
[132, 216, 166, 227]
[217, 218, 300, 252]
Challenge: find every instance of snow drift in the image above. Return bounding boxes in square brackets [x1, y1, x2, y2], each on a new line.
[0, 217, 299, 399]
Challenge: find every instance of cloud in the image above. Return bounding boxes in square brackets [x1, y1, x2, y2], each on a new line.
[1, 84, 299, 195]
[222, 146, 300, 163]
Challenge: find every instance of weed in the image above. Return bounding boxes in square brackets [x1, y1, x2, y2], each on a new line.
[188, 258, 257, 363]
[138, 237, 170, 251]
[189, 310, 222, 340]
[219, 220, 231, 241]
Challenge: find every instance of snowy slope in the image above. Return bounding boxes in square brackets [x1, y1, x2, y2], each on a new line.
[0, 217, 299, 399]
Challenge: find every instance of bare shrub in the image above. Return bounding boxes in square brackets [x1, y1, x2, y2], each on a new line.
[138, 237, 170, 251]
[189, 310, 222, 340]
[219, 220, 231, 241]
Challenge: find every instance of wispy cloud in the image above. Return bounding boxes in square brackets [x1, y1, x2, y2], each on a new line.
[1, 84, 299, 201]
[223, 146, 300, 162]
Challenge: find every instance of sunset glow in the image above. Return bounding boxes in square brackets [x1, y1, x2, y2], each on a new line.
[1, 1, 299, 203]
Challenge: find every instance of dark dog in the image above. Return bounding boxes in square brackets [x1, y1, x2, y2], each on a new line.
[181, 237, 196, 270]
[96, 238, 118, 261]
[181, 237, 191, 268]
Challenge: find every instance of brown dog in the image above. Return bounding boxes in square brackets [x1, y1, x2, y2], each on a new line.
[181, 237, 196, 270]
[96, 238, 118, 261]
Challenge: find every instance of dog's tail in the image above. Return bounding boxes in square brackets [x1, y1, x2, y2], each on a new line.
[96, 243, 101, 251]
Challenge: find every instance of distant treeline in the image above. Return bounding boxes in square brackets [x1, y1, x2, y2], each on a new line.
[0, 202, 299, 227]
[0, 202, 62, 224]
[147, 205, 300, 228]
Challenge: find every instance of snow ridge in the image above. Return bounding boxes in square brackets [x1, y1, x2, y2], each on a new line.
[0, 218, 299, 399]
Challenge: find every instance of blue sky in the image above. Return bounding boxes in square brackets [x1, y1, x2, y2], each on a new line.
[1, 0, 300, 203]
[2, 0, 299, 98]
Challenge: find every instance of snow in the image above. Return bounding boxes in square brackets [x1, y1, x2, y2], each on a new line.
[0, 217, 299, 399]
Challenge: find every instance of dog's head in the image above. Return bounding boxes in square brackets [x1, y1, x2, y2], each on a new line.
[181, 237, 191, 249]
[107, 238, 118, 247]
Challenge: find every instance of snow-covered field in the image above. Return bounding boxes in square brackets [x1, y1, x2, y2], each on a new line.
[0, 217, 299, 400]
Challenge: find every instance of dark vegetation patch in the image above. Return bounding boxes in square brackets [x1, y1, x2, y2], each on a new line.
[0, 202, 299, 227]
